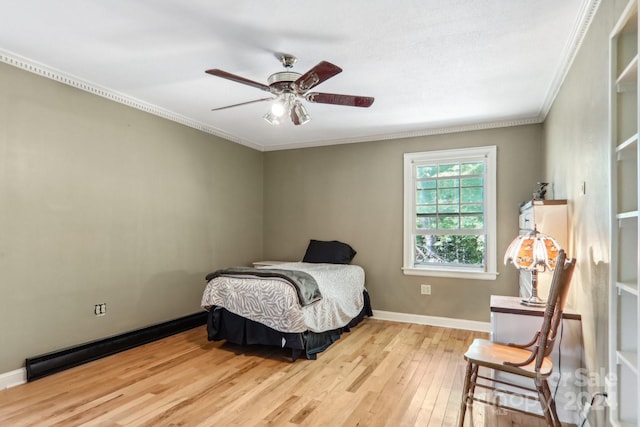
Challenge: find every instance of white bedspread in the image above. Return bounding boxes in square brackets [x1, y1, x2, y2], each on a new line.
[201, 262, 365, 333]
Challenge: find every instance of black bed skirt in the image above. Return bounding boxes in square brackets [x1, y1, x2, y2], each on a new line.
[206, 291, 372, 360]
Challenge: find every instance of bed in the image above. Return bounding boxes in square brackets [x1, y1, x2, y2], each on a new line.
[200, 240, 372, 360]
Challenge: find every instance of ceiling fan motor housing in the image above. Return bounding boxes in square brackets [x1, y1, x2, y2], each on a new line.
[267, 71, 302, 93]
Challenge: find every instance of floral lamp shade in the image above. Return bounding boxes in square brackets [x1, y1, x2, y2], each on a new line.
[504, 229, 561, 306]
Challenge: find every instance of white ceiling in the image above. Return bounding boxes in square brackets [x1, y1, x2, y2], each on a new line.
[0, 0, 596, 151]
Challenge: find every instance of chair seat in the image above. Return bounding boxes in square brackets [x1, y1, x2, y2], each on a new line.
[464, 338, 553, 378]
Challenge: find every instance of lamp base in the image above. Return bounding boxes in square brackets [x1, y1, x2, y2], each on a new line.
[520, 296, 546, 307]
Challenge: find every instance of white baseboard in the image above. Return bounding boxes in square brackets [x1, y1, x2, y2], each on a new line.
[372, 310, 490, 333]
[0, 368, 26, 390]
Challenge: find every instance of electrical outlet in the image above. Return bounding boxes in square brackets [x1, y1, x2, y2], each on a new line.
[94, 303, 106, 316]
[420, 284, 431, 295]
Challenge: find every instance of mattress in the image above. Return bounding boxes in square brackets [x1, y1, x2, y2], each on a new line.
[201, 262, 365, 333]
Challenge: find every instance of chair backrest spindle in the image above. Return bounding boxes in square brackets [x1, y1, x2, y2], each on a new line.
[533, 249, 576, 372]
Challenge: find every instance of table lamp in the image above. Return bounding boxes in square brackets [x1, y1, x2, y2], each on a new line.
[504, 228, 561, 306]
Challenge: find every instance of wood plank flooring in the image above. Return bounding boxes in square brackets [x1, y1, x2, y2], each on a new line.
[0, 319, 561, 426]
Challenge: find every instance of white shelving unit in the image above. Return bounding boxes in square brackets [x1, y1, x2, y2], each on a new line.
[609, 1, 640, 424]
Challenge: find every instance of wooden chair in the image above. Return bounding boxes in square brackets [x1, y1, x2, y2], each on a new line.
[457, 249, 576, 427]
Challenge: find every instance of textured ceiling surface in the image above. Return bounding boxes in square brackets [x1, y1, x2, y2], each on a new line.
[0, 0, 595, 151]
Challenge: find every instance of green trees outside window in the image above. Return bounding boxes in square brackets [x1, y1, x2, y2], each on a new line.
[414, 161, 485, 268]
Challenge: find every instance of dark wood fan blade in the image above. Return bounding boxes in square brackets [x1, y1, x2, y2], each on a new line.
[211, 97, 274, 111]
[294, 61, 342, 93]
[206, 69, 270, 92]
[305, 92, 374, 107]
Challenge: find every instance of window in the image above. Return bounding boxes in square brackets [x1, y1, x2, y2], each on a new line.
[403, 146, 497, 279]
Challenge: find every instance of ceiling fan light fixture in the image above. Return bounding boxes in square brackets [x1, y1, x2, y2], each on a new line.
[292, 101, 311, 125]
[264, 93, 308, 126]
[263, 111, 281, 125]
[270, 99, 287, 117]
[270, 92, 296, 117]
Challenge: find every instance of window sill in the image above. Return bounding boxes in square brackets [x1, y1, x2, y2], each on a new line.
[402, 267, 498, 280]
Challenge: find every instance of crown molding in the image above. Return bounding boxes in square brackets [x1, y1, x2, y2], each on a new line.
[261, 117, 543, 151]
[0, 49, 263, 152]
[538, 0, 602, 119]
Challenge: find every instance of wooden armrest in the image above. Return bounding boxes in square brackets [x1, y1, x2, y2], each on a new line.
[507, 331, 540, 349]
[503, 348, 537, 367]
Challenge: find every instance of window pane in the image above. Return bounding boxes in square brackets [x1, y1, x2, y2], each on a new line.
[461, 177, 483, 187]
[438, 214, 459, 229]
[461, 162, 484, 175]
[416, 165, 437, 178]
[417, 179, 436, 190]
[417, 205, 437, 214]
[439, 178, 459, 189]
[461, 203, 483, 214]
[461, 215, 484, 229]
[438, 163, 459, 177]
[461, 187, 483, 203]
[416, 189, 436, 204]
[438, 188, 459, 204]
[414, 234, 486, 267]
[417, 216, 437, 229]
[438, 204, 459, 214]
[414, 235, 445, 263]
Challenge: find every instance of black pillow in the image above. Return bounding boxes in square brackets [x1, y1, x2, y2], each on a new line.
[302, 240, 357, 264]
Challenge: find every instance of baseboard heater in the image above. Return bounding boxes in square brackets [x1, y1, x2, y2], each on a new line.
[25, 311, 207, 382]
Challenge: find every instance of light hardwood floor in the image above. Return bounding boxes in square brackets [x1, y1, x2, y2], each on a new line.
[0, 319, 558, 426]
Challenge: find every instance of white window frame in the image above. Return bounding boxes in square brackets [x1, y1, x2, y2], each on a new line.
[402, 146, 498, 280]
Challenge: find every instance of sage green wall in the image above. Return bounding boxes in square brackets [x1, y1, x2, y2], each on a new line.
[263, 125, 543, 322]
[0, 62, 263, 373]
[543, 0, 623, 394]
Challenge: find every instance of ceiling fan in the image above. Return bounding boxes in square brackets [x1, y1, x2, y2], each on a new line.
[205, 54, 374, 126]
